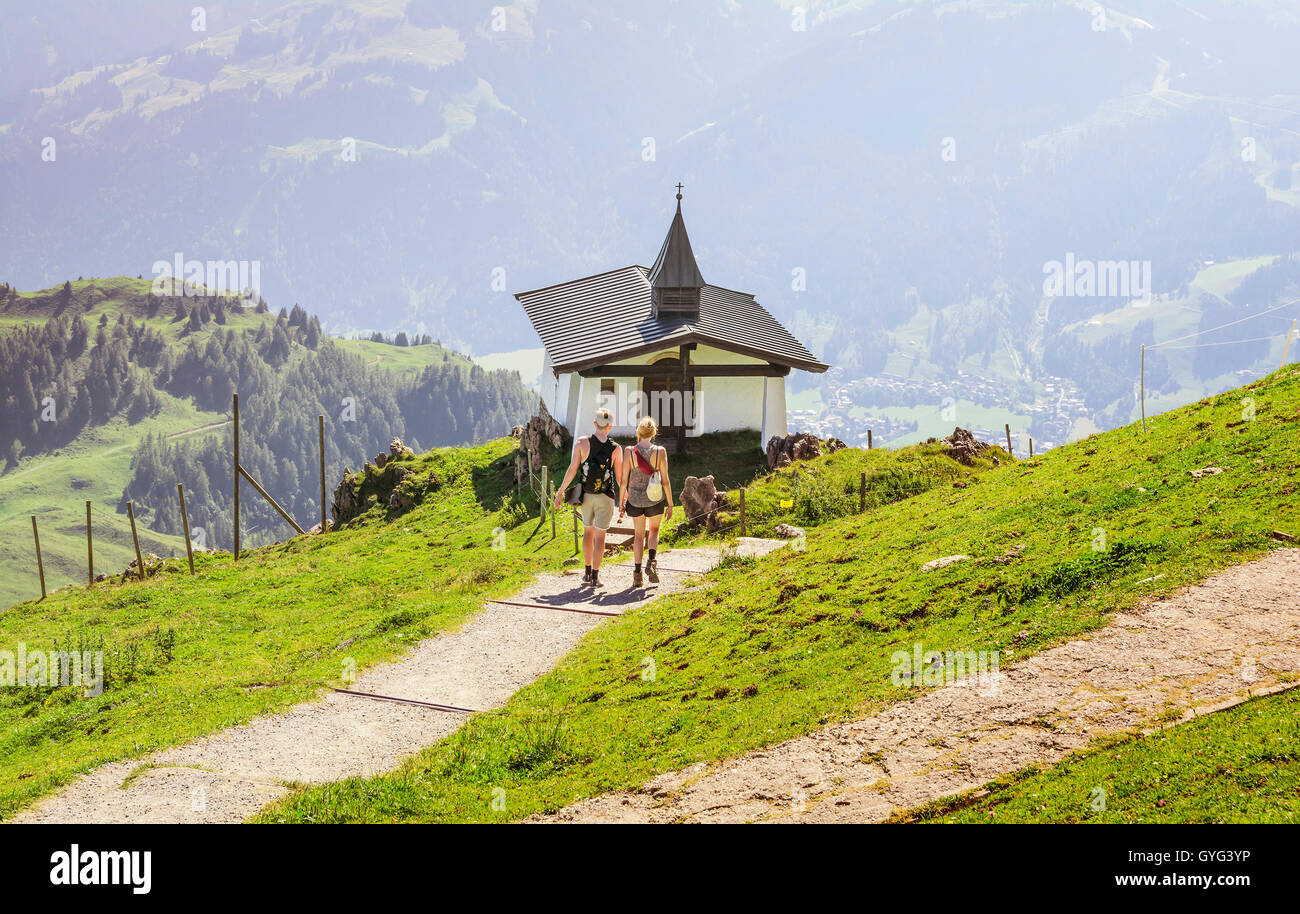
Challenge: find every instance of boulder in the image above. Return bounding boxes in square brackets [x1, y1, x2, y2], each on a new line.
[389, 437, 415, 460]
[388, 489, 415, 511]
[940, 427, 990, 466]
[921, 554, 970, 572]
[765, 432, 843, 470]
[774, 523, 805, 540]
[331, 470, 361, 524]
[680, 475, 727, 530]
[123, 553, 164, 579]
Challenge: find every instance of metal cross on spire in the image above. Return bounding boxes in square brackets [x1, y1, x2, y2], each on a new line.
[675, 182, 684, 201]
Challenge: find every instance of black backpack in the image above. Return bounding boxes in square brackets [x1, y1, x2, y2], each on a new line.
[582, 435, 617, 495]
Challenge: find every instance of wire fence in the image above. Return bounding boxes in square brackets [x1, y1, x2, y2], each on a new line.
[1146, 298, 1300, 352]
[1141, 296, 1300, 431]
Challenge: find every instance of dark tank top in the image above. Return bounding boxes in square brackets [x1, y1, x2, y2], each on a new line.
[582, 435, 617, 495]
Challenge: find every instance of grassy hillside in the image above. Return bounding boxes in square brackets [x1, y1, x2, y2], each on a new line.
[334, 338, 469, 378]
[0, 438, 582, 818]
[898, 688, 1300, 824]
[256, 369, 1300, 823]
[0, 277, 304, 606]
[0, 394, 220, 607]
[1, 276, 271, 343]
[0, 277, 536, 609]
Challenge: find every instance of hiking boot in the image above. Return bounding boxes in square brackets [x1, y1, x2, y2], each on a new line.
[591, 573, 604, 589]
[632, 567, 643, 588]
[581, 568, 593, 586]
[646, 558, 659, 584]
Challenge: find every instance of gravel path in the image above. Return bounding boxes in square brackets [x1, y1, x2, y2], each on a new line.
[538, 548, 1300, 823]
[12, 539, 788, 823]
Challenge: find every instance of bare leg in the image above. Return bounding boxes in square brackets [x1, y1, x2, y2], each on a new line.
[632, 515, 647, 565]
[647, 513, 663, 552]
[583, 527, 594, 567]
[592, 530, 608, 570]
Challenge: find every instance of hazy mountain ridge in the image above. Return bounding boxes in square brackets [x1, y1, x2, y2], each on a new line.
[2, 0, 1299, 445]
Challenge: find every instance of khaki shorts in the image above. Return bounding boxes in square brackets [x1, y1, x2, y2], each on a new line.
[579, 493, 616, 531]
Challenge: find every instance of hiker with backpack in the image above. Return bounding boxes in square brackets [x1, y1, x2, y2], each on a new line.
[554, 407, 625, 588]
[619, 416, 674, 589]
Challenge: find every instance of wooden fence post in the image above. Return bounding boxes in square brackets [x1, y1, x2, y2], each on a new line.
[126, 501, 145, 581]
[233, 392, 241, 560]
[572, 506, 579, 554]
[178, 484, 195, 575]
[1140, 344, 1146, 434]
[860, 472, 867, 513]
[550, 481, 557, 539]
[1029, 437, 1034, 459]
[1282, 319, 1296, 370]
[31, 516, 46, 600]
[739, 487, 747, 537]
[86, 501, 94, 586]
[319, 414, 327, 533]
[540, 466, 549, 521]
[1005, 423, 1013, 456]
[867, 429, 873, 450]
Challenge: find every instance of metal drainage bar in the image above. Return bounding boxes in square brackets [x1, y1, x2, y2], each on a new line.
[333, 688, 476, 714]
[487, 599, 620, 618]
[611, 564, 706, 574]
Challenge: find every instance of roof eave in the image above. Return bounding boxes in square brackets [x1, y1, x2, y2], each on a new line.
[552, 330, 828, 375]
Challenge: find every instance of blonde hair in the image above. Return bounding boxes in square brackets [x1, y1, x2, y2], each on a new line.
[636, 416, 658, 440]
[593, 407, 613, 429]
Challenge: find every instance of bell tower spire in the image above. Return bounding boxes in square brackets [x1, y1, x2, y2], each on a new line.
[650, 182, 704, 318]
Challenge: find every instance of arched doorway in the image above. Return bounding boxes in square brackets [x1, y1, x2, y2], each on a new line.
[642, 355, 688, 448]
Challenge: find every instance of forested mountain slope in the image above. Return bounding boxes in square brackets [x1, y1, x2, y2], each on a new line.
[0, 277, 536, 607]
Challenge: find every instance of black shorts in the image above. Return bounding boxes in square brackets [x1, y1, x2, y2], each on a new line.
[625, 501, 666, 518]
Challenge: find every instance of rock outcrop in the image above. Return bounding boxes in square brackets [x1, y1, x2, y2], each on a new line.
[513, 401, 569, 485]
[122, 553, 165, 579]
[765, 432, 846, 470]
[936, 427, 992, 466]
[373, 436, 415, 469]
[330, 441, 437, 527]
[921, 554, 970, 572]
[680, 475, 727, 530]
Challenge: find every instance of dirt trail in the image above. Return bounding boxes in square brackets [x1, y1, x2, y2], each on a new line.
[11, 539, 786, 824]
[1, 418, 230, 485]
[539, 549, 1300, 824]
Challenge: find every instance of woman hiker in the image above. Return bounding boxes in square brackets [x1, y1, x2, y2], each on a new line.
[619, 416, 674, 589]
[554, 407, 625, 588]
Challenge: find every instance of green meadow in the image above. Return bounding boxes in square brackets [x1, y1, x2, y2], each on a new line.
[256, 369, 1300, 822]
[900, 688, 1299, 824]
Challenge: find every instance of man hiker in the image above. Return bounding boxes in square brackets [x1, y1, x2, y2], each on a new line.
[554, 407, 625, 588]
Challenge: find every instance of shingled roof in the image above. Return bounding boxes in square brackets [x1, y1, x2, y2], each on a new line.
[515, 264, 829, 374]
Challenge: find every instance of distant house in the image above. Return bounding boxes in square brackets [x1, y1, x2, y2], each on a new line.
[515, 188, 829, 450]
